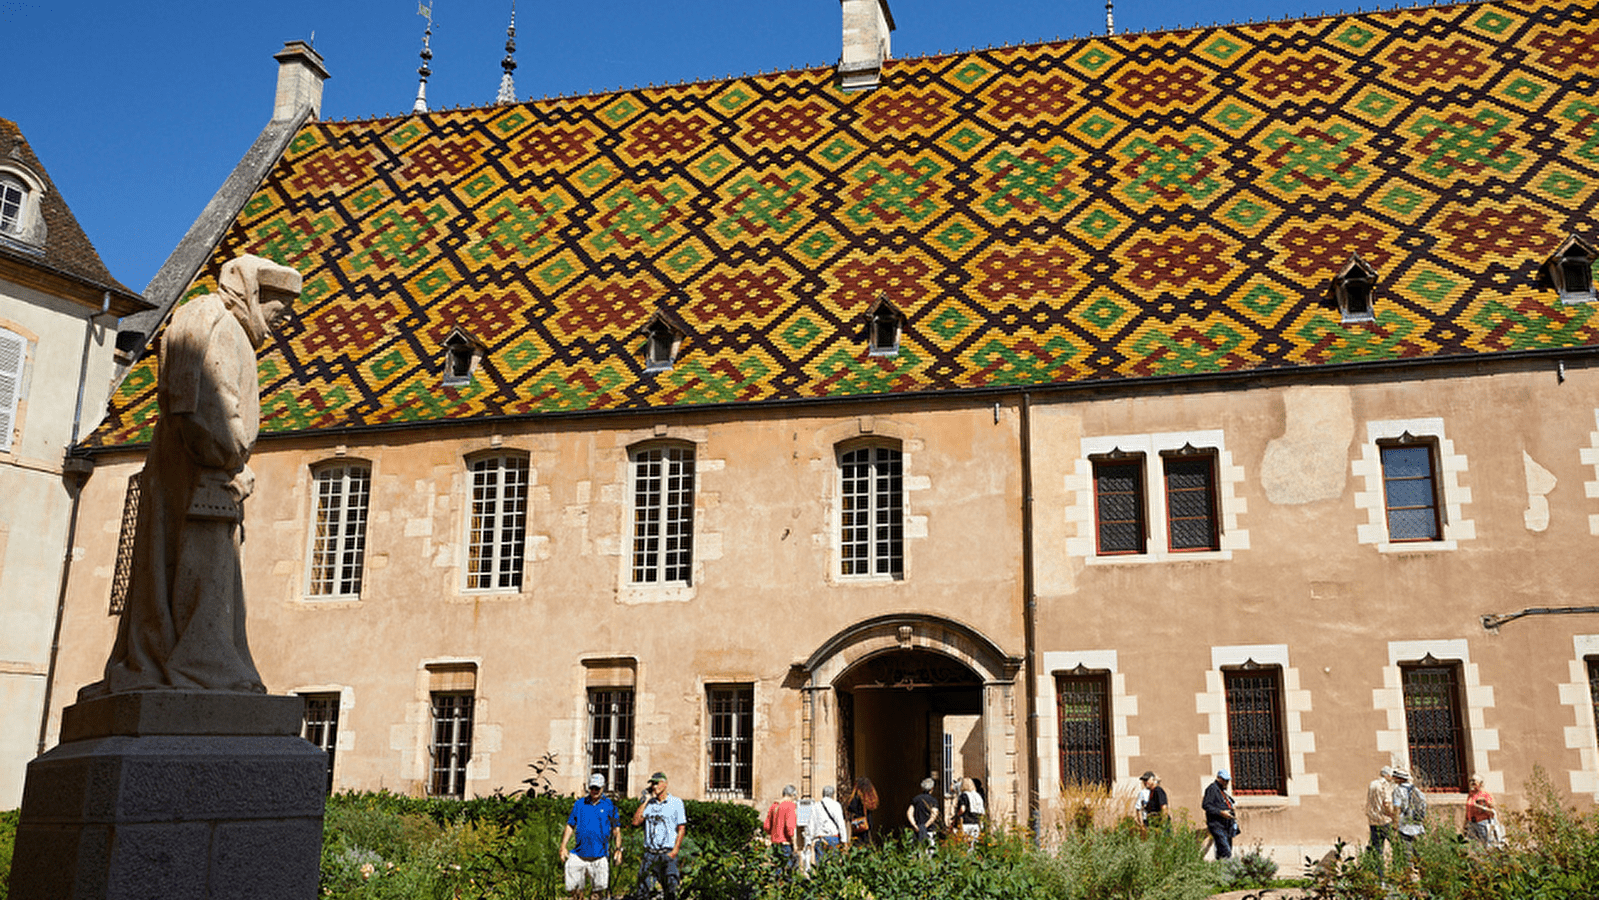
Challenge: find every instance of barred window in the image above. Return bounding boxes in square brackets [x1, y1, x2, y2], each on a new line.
[1588, 658, 1599, 750]
[430, 691, 475, 798]
[1056, 671, 1112, 788]
[1224, 667, 1287, 795]
[706, 684, 753, 798]
[466, 453, 529, 591]
[1380, 441, 1440, 542]
[840, 444, 903, 578]
[308, 462, 371, 597]
[1093, 457, 1146, 555]
[1164, 450, 1219, 551]
[589, 688, 635, 795]
[109, 471, 142, 615]
[1402, 660, 1468, 792]
[0, 327, 25, 453]
[630, 444, 695, 584]
[301, 693, 341, 794]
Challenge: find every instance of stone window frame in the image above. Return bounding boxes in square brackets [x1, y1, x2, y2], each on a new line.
[1558, 635, 1599, 799]
[305, 459, 374, 599]
[704, 681, 756, 800]
[1353, 418, 1474, 553]
[1037, 650, 1139, 802]
[837, 437, 905, 580]
[293, 685, 352, 794]
[1067, 429, 1248, 565]
[1198, 644, 1317, 807]
[461, 449, 531, 593]
[1373, 639, 1500, 798]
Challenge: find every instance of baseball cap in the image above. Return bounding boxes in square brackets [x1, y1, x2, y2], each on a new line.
[1217, 770, 1231, 780]
[649, 771, 668, 783]
[589, 773, 606, 789]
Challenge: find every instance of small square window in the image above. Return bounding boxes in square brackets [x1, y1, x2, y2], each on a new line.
[1093, 457, 1146, 555]
[1380, 441, 1440, 542]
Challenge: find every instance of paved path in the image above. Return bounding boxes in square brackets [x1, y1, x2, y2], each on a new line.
[1206, 890, 1314, 900]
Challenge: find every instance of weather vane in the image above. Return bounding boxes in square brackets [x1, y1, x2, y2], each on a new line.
[413, 1, 435, 114]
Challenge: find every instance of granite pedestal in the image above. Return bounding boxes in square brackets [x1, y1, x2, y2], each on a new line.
[8, 692, 326, 900]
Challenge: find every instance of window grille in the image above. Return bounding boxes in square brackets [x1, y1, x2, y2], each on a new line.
[1588, 659, 1599, 750]
[1224, 667, 1287, 795]
[301, 693, 340, 793]
[707, 684, 753, 798]
[108, 471, 142, 615]
[630, 445, 694, 584]
[309, 463, 371, 596]
[589, 688, 635, 795]
[0, 328, 24, 452]
[429, 691, 475, 798]
[1093, 458, 1146, 555]
[1164, 451, 1219, 551]
[1380, 442, 1440, 541]
[1402, 662, 1468, 792]
[1056, 672, 1112, 788]
[466, 454, 529, 590]
[840, 444, 903, 577]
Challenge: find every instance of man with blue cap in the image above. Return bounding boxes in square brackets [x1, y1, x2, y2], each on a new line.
[1202, 770, 1237, 859]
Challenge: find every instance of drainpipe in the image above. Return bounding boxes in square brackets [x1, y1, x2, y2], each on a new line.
[1019, 391, 1040, 838]
[70, 291, 111, 445]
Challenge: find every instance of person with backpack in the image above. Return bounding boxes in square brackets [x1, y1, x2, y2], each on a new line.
[1391, 768, 1427, 875]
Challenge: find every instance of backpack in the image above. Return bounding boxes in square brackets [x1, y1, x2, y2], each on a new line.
[1396, 784, 1427, 836]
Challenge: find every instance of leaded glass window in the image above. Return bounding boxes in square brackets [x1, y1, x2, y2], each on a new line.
[1164, 452, 1218, 551]
[1093, 458, 1145, 555]
[1381, 442, 1440, 541]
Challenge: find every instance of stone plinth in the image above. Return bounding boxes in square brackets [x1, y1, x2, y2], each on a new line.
[9, 692, 325, 900]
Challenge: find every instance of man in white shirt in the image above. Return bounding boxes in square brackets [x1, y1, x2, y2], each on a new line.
[811, 784, 849, 864]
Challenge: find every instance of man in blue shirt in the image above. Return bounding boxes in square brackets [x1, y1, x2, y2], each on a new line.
[560, 773, 621, 899]
[631, 771, 687, 900]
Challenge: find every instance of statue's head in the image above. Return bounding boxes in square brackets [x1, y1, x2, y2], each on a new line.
[218, 255, 303, 349]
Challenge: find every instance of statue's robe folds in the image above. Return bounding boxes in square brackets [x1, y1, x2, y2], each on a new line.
[83, 290, 265, 696]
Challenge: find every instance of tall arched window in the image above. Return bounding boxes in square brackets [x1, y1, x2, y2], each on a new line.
[465, 452, 529, 590]
[308, 461, 372, 597]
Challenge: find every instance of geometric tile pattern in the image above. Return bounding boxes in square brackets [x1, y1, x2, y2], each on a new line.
[89, 0, 1599, 447]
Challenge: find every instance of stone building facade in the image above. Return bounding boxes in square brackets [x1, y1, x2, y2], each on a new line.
[45, 0, 1599, 856]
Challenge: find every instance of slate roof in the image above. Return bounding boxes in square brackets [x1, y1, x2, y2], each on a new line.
[87, 0, 1599, 448]
[0, 119, 146, 312]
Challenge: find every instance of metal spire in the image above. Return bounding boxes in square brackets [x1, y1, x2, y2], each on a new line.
[413, 2, 434, 114]
[1106, 0, 1116, 35]
[496, 1, 518, 105]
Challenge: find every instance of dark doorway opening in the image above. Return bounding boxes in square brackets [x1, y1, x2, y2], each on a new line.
[834, 649, 983, 840]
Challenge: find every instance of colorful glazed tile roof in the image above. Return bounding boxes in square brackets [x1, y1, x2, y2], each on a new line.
[88, 0, 1599, 447]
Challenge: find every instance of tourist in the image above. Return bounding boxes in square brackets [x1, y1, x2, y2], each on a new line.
[1391, 768, 1427, 874]
[1202, 770, 1237, 859]
[1364, 765, 1396, 876]
[1465, 774, 1495, 847]
[762, 784, 799, 875]
[846, 776, 879, 846]
[559, 773, 621, 900]
[631, 771, 687, 900]
[953, 777, 985, 846]
[907, 777, 941, 851]
[1141, 772, 1169, 829]
[811, 784, 849, 864]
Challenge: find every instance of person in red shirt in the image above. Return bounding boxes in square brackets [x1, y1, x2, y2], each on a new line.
[1465, 774, 1496, 846]
[762, 784, 799, 875]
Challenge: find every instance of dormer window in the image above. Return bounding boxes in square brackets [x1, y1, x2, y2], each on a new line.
[641, 311, 686, 372]
[0, 166, 45, 247]
[0, 175, 24, 235]
[1333, 254, 1378, 323]
[867, 295, 903, 356]
[1547, 235, 1597, 304]
[441, 329, 483, 386]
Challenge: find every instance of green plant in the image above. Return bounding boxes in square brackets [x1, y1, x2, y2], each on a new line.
[1218, 841, 1279, 890]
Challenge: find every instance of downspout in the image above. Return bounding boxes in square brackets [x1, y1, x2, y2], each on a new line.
[1019, 391, 1040, 839]
[41, 291, 111, 754]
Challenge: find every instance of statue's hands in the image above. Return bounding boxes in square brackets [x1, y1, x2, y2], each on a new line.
[227, 466, 256, 502]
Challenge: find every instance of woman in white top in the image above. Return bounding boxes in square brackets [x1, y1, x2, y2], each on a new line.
[953, 777, 986, 845]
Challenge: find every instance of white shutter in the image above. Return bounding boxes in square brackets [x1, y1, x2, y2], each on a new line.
[0, 329, 25, 453]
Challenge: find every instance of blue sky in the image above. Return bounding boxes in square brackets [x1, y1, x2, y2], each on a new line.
[6, 0, 1325, 294]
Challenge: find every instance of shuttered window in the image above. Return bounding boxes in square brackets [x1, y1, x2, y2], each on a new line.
[0, 328, 25, 453]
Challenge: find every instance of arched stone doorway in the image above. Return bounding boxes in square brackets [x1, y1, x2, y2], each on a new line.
[790, 615, 1024, 830]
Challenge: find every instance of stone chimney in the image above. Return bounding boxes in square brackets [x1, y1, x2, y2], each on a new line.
[273, 40, 331, 121]
[838, 0, 894, 90]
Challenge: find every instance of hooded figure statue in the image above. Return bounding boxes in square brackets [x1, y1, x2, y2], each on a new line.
[82, 255, 302, 697]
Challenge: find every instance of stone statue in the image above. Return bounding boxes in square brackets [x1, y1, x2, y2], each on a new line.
[81, 255, 301, 697]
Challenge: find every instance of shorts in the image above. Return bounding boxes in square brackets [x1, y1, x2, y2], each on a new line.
[565, 854, 609, 892]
